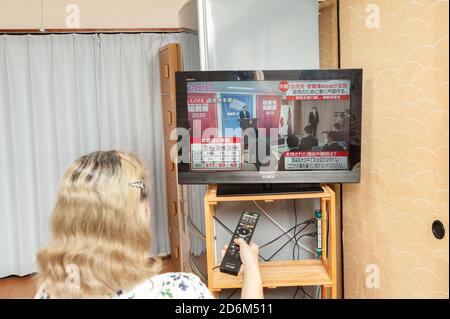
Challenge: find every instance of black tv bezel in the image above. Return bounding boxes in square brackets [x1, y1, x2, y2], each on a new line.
[175, 69, 363, 184]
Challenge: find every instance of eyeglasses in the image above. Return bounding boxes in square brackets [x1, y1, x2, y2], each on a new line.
[128, 180, 149, 201]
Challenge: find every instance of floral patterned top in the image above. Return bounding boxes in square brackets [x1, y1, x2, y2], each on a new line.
[35, 272, 213, 299]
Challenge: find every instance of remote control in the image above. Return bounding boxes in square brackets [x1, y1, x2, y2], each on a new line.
[219, 211, 260, 276]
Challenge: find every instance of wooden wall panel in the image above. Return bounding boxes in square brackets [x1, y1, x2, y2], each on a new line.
[340, 0, 449, 298]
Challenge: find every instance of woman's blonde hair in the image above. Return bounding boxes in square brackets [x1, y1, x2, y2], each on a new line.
[37, 150, 161, 298]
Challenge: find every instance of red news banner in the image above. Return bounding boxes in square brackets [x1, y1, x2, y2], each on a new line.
[256, 95, 282, 131]
[284, 151, 349, 170]
[278, 80, 350, 100]
[187, 93, 218, 131]
[191, 137, 242, 171]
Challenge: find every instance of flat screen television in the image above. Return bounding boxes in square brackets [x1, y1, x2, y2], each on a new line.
[175, 69, 362, 186]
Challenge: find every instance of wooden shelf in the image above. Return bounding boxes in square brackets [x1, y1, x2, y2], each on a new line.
[211, 259, 332, 291]
[204, 184, 337, 298]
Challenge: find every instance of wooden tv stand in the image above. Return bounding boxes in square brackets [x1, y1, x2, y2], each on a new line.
[204, 184, 337, 298]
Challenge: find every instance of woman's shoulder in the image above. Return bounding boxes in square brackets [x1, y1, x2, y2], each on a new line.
[147, 272, 212, 299]
[35, 272, 213, 299]
[151, 271, 203, 282]
[114, 272, 212, 299]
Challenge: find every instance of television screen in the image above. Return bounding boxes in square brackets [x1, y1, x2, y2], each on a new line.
[175, 70, 362, 184]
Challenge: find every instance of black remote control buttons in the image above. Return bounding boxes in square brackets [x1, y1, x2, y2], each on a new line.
[219, 212, 260, 276]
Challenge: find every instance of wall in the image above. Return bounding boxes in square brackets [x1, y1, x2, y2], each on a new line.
[340, 0, 449, 298]
[319, 0, 339, 69]
[0, 0, 191, 29]
[318, 0, 343, 299]
[198, 0, 319, 70]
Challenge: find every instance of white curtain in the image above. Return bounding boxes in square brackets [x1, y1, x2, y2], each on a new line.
[0, 32, 196, 277]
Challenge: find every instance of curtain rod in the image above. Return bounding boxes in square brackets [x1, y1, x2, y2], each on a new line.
[0, 27, 197, 35]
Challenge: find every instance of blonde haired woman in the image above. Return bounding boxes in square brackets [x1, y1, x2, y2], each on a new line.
[36, 150, 263, 299]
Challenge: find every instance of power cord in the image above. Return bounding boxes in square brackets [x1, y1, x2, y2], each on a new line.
[292, 200, 302, 299]
[259, 218, 315, 249]
[214, 212, 319, 299]
[226, 288, 239, 299]
[293, 199, 299, 260]
[300, 286, 314, 299]
[293, 216, 312, 260]
[289, 204, 319, 299]
[266, 228, 316, 261]
[213, 215, 268, 261]
[253, 201, 316, 255]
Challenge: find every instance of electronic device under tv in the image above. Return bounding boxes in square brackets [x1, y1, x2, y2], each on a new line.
[175, 69, 362, 192]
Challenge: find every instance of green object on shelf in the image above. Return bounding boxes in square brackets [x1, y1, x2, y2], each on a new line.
[315, 209, 322, 259]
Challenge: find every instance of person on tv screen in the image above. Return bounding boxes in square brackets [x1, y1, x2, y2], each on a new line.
[332, 123, 346, 142]
[322, 131, 345, 152]
[35, 150, 264, 299]
[239, 105, 251, 130]
[278, 134, 300, 170]
[298, 125, 319, 151]
[340, 108, 351, 131]
[286, 134, 300, 151]
[309, 107, 319, 137]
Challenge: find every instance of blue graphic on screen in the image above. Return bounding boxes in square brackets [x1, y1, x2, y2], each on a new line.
[220, 94, 253, 137]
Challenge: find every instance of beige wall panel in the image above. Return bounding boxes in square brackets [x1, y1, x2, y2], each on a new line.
[0, 0, 191, 29]
[340, 0, 449, 298]
[319, 0, 339, 69]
